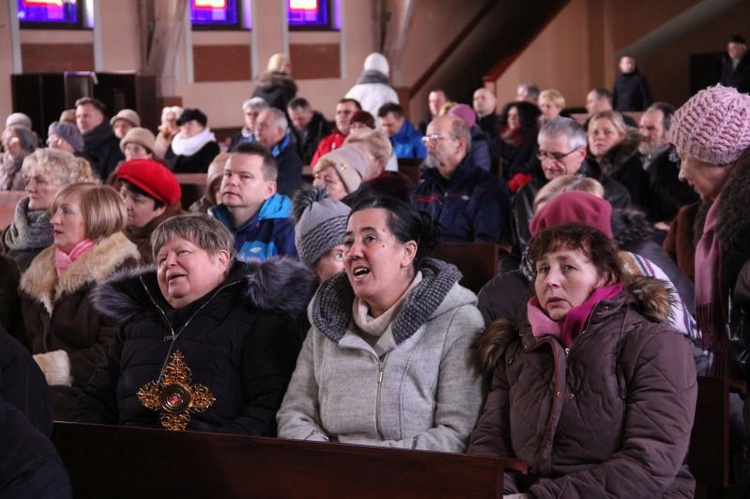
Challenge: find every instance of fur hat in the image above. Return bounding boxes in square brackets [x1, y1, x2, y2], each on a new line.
[109, 109, 141, 127]
[529, 191, 613, 238]
[120, 127, 156, 153]
[48, 121, 84, 152]
[730, 34, 747, 45]
[5, 112, 32, 129]
[313, 145, 369, 194]
[350, 111, 376, 129]
[449, 104, 477, 128]
[364, 53, 390, 76]
[177, 108, 208, 127]
[293, 187, 351, 268]
[668, 85, 750, 165]
[116, 159, 182, 206]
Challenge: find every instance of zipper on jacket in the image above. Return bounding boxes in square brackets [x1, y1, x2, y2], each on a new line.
[375, 358, 386, 440]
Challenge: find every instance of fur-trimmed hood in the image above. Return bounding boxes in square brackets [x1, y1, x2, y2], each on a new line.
[91, 257, 317, 323]
[311, 258, 469, 345]
[256, 71, 297, 92]
[476, 275, 673, 372]
[19, 232, 139, 315]
[595, 127, 641, 178]
[611, 208, 654, 249]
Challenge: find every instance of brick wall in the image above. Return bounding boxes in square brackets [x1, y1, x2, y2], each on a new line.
[193, 44, 251, 82]
[21, 43, 94, 73]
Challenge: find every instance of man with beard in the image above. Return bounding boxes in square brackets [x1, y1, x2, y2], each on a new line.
[410, 115, 509, 243]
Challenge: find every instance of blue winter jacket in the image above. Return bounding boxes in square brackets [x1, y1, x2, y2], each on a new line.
[391, 120, 427, 159]
[410, 156, 509, 243]
[212, 194, 298, 262]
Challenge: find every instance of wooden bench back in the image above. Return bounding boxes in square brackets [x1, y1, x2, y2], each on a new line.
[53, 422, 525, 498]
[436, 241, 500, 294]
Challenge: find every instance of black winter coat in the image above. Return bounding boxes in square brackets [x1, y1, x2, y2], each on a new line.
[721, 51, 750, 94]
[166, 141, 220, 174]
[73, 258, 316, 435]
[612, 70, 652, 111]
[0, 400, 71, 499]
[82, 122, 124, 180]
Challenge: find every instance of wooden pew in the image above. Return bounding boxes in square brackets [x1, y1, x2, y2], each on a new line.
[436, 242, 500, 294]
[0, 191, 27, 229]
[398, 158, 422, 188]
[689, 377, 747, 498]
[174, 173, 207, 209]
[53, 422, 526, 498]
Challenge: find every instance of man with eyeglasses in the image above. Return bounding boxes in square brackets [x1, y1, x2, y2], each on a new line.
[512, 117, 631, 252]
[410, 115, 509, 244]
[309, 98, 362, 166]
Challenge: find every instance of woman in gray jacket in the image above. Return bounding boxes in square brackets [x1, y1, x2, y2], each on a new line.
[277, 196, 484, 452]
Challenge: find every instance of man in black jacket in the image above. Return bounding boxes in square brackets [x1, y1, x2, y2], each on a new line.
[721, 34, 750, 94]
[75, 97, 124, 180]
[287, 97, 332, 165]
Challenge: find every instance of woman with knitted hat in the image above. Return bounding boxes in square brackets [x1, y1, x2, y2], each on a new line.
[293, 186, 350, 282]
[1, 149, 96, 273]
[469, 222, 697, 497]
[667, 84, 750, 379]
[311, 144, 369, 202]
[47, 121, 84, 155]
[116, 159, 184, 263]
[1, 125, 37, 191]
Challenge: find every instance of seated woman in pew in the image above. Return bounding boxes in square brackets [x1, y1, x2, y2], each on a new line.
[469, 222, 698, 497]
[477, 177, 705, 373]
[0, 148, 97, 272]
[73, 214, 316, 434]
[19, 183, 140, 420]
[116, 159, 184, 263]
[277, 196, 485, 451]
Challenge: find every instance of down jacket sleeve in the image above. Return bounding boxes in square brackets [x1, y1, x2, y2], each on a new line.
[529, 327, 697, 499]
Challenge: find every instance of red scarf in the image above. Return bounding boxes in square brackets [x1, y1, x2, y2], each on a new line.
[527, 283, 625, 348]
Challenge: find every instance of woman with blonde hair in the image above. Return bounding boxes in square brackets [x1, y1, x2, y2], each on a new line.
[538, 89, 566, 120]
[252, 53, 297, 111]
[1, 149, 97, 272]
[153, 106, 183, 160]
[19, 183, 139, 420]
[344, 129, 411, 201]
[587, 110, 649, 209]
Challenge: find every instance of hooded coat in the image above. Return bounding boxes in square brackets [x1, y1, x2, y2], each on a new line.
[19, 232, 140, 419]
[73, 258, 316, 435]
[469, 276, 697, 498]
[277, 259, 485, 452]
[252, 71, 298, 111]
[345, 70, 399, 119]
[83, 121, 124, 180]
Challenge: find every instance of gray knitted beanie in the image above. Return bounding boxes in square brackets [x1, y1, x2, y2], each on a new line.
[293, 187, 351, 268]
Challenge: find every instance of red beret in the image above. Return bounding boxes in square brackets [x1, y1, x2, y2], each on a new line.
[117, 159, 182, 206]
[350, 111, 375, 129]
[529, 191, 613, 238]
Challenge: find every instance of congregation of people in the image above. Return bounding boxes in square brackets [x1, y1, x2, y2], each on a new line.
[1, 34, 750, 497]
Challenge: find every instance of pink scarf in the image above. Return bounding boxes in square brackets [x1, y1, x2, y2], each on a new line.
[527, 283, 625, 348]
[54, 239, 95, 276]
[694, 197, 729, 372]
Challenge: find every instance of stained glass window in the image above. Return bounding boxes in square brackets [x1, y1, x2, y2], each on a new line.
[288, 0, 336, 30]
[191, 0, 246, 29]
[18, 0, 83, 28]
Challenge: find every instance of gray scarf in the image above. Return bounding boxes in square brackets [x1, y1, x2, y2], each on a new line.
[2, 197, 54, 250]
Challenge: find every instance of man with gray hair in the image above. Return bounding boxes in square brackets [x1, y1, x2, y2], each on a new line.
[512, 117, 630, 251]
[516, 83, 540, 103]
[254, 107, 303, 197]
[410, 114, 509, 243]
[229, 97, 270, 151]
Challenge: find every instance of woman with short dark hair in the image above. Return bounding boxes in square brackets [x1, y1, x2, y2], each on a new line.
[74, 214, 315, 434]
[277, 196, 484, 451]
[469, 222, 697, 497]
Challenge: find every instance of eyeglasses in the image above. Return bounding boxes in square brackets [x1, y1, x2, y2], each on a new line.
[537, 149, 578, 162]
[420, 134, 452, 146]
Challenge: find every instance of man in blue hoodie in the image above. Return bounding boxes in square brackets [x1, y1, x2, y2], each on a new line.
[212, 143, 297, 261]
[378, 102, 426, 159]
